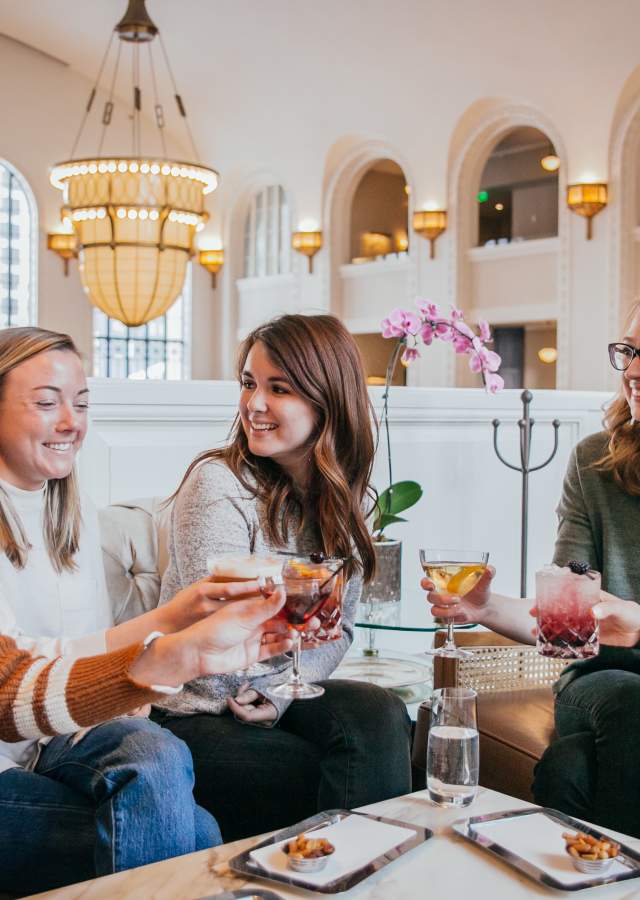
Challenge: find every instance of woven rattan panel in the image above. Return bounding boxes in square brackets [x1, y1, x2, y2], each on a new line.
[453, 645, 567, 693]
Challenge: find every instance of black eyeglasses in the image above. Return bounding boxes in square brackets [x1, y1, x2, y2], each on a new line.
[608, 342, 640, 371]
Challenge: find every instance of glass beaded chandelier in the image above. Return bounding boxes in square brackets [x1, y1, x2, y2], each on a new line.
[49, 0, 218, 326]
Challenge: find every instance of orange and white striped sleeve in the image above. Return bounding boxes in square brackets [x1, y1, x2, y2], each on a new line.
[0, 635, 158, 741]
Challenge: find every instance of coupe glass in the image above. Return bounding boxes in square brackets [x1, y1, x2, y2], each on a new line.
[420, 548, 489, 659]
[268, 556, 344, 700]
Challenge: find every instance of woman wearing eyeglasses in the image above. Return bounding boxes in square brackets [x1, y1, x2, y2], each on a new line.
[422, 301, 640, 838]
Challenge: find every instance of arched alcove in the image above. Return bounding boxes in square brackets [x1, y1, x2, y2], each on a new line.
[448, 103, 569, 388]
[322, 140, 415, 384]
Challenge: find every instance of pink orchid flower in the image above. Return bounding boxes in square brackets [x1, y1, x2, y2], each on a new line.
[485, 371, 505, 394]
[401, 346, 420, 365]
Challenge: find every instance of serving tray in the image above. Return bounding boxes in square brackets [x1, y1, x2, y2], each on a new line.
[452, 806, 640, 891]
[228, 808, 431, 894]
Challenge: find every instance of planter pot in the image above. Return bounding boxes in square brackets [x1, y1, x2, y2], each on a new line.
[362, 539, 402, 604]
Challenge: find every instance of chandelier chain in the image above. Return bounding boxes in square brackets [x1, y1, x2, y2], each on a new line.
[98, 39, 123, 157]
[147, 42, 167, 158]
[158, 33, 200, 162]
[70, 31, 115, 159]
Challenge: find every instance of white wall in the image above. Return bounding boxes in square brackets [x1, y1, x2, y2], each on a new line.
[80, 379, 609, 600]
[2, 3, 640, 388]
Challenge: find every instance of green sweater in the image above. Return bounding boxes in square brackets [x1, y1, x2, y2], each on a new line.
[552, 430, 640, 600]
[552, 430, 640, 692]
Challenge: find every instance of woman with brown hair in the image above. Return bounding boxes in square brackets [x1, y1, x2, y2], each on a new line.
[423, 301, 640, 837]
[153, 313, 412, 841]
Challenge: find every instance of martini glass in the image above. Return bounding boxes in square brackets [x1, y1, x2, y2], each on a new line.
[420, 548, 489, 659]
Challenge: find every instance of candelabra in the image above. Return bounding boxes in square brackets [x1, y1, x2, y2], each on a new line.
[492, 390, 560, 597]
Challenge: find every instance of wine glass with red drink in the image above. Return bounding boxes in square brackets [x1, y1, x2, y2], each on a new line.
[268, 556, 344, 700]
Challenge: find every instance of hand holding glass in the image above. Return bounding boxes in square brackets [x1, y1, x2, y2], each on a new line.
[420, 548, 489, 658]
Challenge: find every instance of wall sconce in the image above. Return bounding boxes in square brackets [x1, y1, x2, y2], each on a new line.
[412, 210, 447, 259]
[540, 155, 560, 173]
[198, 248, 224, 288]
[47, 231, 77, 276]
[567, 183, 608, 239]
[538, 347, 558, 364]
[292, 231, 323, 273]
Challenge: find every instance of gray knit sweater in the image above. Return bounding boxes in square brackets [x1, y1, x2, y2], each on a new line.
[156, 460, 362, 720]
[552, 430, 640, 599]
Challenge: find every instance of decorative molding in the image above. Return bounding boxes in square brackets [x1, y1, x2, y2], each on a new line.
[339, 257, 410, 279]
[467, 303, 558, 325]
[468, 237, 559, 262]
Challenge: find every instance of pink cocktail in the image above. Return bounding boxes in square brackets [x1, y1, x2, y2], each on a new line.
[536, 564, 601, 659]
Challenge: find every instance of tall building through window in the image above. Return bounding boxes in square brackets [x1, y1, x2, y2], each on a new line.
[243, 185, 291, 277]
[0, 160, 36, 328]
[93, 267, 191, 379]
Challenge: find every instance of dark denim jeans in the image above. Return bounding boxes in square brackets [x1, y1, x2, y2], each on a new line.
[533, 669, 640, 838]
[152, 679, 413, 842]
[0, 717, 221, 896]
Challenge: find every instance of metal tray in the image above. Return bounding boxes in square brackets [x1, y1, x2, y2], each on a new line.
[452, 806, 640, 891]
[228, 808, 432, 894]
[196, 892, 285, 900]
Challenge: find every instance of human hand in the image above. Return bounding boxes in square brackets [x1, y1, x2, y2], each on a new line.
[159, 576, 264, 633]
[130, 586, 292, 687]
[227, 682, 278, 724]
[593, 591, 640, 648]
[421, 565, 495, 624]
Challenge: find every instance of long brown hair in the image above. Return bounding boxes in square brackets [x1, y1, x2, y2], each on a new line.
[0, 327, 83, 572]
[594, 301, 640, 493]
[172, 315, 377, 582]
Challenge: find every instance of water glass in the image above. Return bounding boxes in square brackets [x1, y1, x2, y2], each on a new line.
[426, 687, 479, 807]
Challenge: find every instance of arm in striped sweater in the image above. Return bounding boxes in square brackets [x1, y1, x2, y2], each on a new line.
[0, 635, 159, 741]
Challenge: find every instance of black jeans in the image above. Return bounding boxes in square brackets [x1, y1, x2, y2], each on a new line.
[152, 679, 412, 842]
[533, 669, 640, 838]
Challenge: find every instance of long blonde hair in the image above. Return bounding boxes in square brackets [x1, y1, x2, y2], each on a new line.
[0, 327, 83, 572]
[594, 301, 640, 494]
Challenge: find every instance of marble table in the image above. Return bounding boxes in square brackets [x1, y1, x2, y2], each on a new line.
[29, 787, 640, 899]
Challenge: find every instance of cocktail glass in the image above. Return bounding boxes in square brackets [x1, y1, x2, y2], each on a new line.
[208, 552, 285, 677]
[536, 564, 601, 659]
[268, 556, 345, 700]
[420, 548, 489, 659]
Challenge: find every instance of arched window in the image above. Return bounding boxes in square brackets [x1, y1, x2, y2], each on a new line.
[0, 160, 37, 327]
[477, 128, 559, 246]
[92, 266, 191, 379]
[243, 185, 290, 277]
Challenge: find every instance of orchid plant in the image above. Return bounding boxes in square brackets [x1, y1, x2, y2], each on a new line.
[372, 300, 504, 540]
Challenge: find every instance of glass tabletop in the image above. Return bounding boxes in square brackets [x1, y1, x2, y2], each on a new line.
[355, 588, 478, 634]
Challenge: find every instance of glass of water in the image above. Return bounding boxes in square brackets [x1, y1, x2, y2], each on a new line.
[426, 687, 479, 807]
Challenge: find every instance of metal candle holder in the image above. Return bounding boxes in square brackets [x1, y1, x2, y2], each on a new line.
[492, 390, 560, 597]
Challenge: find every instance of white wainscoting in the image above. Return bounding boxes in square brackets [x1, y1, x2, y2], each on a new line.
[80, 379, 610, 599]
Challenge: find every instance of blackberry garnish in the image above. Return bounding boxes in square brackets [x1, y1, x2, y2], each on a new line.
[310, 551, 326, 564]
[567, 560, 590, 575]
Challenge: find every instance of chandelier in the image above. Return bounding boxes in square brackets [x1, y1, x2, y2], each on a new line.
[49, 0, 218, 326]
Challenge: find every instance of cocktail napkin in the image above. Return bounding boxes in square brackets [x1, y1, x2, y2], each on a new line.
[249, 815, 417, 888]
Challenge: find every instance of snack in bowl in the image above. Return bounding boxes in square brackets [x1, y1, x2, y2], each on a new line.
[563, 831, 620, 874]
[283, 833, 335, 873]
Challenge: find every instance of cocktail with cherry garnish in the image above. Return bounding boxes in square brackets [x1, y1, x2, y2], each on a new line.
[536, 561, 601, 659]
[267, 556, 345, 700]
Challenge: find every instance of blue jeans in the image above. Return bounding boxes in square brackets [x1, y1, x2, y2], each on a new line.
[533, 669, 640, 838]
[0, 717, 221, 896]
